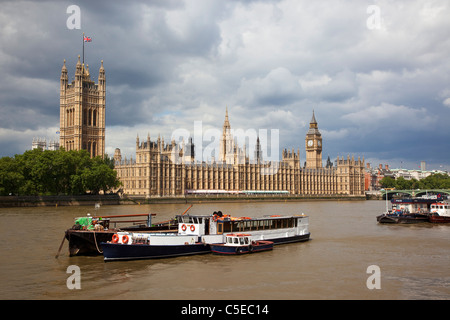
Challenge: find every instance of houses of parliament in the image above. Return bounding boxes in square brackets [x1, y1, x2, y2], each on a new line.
[59, 58, 365, 197]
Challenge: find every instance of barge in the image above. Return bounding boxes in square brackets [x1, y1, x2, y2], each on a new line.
[376, 196, 441, 224]
[101, 212, 310, 261]
[61, 213, 178, 256]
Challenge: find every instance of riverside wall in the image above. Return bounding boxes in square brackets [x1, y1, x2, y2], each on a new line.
[0, 193, 368, 208]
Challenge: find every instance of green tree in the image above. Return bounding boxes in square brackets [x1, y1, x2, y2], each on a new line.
[81, 157, 121, 194]
[0, 156, 24, 195]
[395, 177, 412, 190]
[379, 176, 396, 188]
[0, 149, 121, 196]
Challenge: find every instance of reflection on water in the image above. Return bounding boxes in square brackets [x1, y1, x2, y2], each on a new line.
[0, 200, 448, 300]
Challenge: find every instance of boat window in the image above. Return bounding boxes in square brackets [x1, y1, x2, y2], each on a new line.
[440, 206, 444, 209]
[275, 219, 281, 229]
[223, 222, 232, 233]
[227, 237, 232, 244]
[181, 216, 194, 223]
[260, 220, 270, 229]
[239, 238, 244, 245]
[233, 238, 239, 244]
[244, 237, 249, 244]
[231, 221, 240, 232]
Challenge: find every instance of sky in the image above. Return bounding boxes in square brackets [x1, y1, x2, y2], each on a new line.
[1, 0, 450, 171]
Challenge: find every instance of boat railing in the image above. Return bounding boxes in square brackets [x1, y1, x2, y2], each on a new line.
[93, 213, 157, 229]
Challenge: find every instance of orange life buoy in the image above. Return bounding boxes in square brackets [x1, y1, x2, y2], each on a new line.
[181, 224, 187, 231]
[112, 234, 119, 243]
[122, 235, 129, 244]
[190, 225, 195, 232]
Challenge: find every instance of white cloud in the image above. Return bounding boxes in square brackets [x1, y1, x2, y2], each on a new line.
[443, 98, 450, 108]
[342, 102, 437, 132]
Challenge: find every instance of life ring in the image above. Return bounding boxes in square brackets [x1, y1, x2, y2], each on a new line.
[122, 235, 129, 244]
[111, 234, 119, 243]
[190, 225, 195, 232]
[181, 224, 187, 231]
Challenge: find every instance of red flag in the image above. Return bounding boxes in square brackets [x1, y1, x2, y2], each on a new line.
[84, 36, 92, 42]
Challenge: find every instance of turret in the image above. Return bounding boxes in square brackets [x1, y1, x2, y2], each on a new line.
[60, 59, 68, 87]
[98, 60, 105, 89]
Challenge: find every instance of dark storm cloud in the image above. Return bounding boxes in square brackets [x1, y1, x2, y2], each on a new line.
[0, 0, 449, 171]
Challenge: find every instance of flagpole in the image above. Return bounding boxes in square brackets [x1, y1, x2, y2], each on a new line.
[82, 32, 85, 66]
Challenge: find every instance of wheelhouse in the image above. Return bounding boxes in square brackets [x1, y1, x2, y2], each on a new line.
[225, 234, 251, 246]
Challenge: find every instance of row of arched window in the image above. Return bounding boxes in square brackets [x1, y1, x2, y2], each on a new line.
[65, 108, 100, 127]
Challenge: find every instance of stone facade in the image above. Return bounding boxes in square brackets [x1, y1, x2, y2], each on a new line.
[114, 111, 365, 197]
[59, 56, 106, 158]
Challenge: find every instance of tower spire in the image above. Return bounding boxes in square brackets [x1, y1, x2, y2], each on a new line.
[311, 109, 317, 124]
[224, 106, 230, 128]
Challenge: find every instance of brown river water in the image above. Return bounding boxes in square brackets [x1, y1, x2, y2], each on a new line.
[0, 200, 448, 300]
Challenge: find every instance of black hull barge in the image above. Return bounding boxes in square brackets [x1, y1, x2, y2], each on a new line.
[377, 196, 442, 224]
[101, 212, 310, 261]
[62, 213, 177, 257]
[376, 213, 429, 224]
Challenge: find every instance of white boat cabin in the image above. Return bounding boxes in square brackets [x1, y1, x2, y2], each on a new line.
[430, 203, 450, 217]
[176, 214, 309, 236]
[111, 213, 309, 246]
[224, 234, 252, 246]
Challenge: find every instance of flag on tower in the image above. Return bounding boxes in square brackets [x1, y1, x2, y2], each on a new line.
[84, 36, 92, 42]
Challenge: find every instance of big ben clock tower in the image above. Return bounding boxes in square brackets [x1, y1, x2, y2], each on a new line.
[305, 111, 322, 169]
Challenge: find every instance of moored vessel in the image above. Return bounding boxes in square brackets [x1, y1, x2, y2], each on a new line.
[210, 233, 273, 255]
[101, 212, 310, 261]
[376, 196, 441, 224]
[60, 213, 177, 257]
[429, 202, 450, 223]
[376, 212, 429, 224]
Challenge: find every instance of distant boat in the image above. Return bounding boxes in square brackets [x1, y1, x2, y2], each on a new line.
[429, 202, 450, 223]
[376, 196, 440, 224]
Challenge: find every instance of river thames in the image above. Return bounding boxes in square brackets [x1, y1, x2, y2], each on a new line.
[0, 200, 448, 300]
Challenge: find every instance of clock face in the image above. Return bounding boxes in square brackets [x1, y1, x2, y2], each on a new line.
[307, 140, 313, 147]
